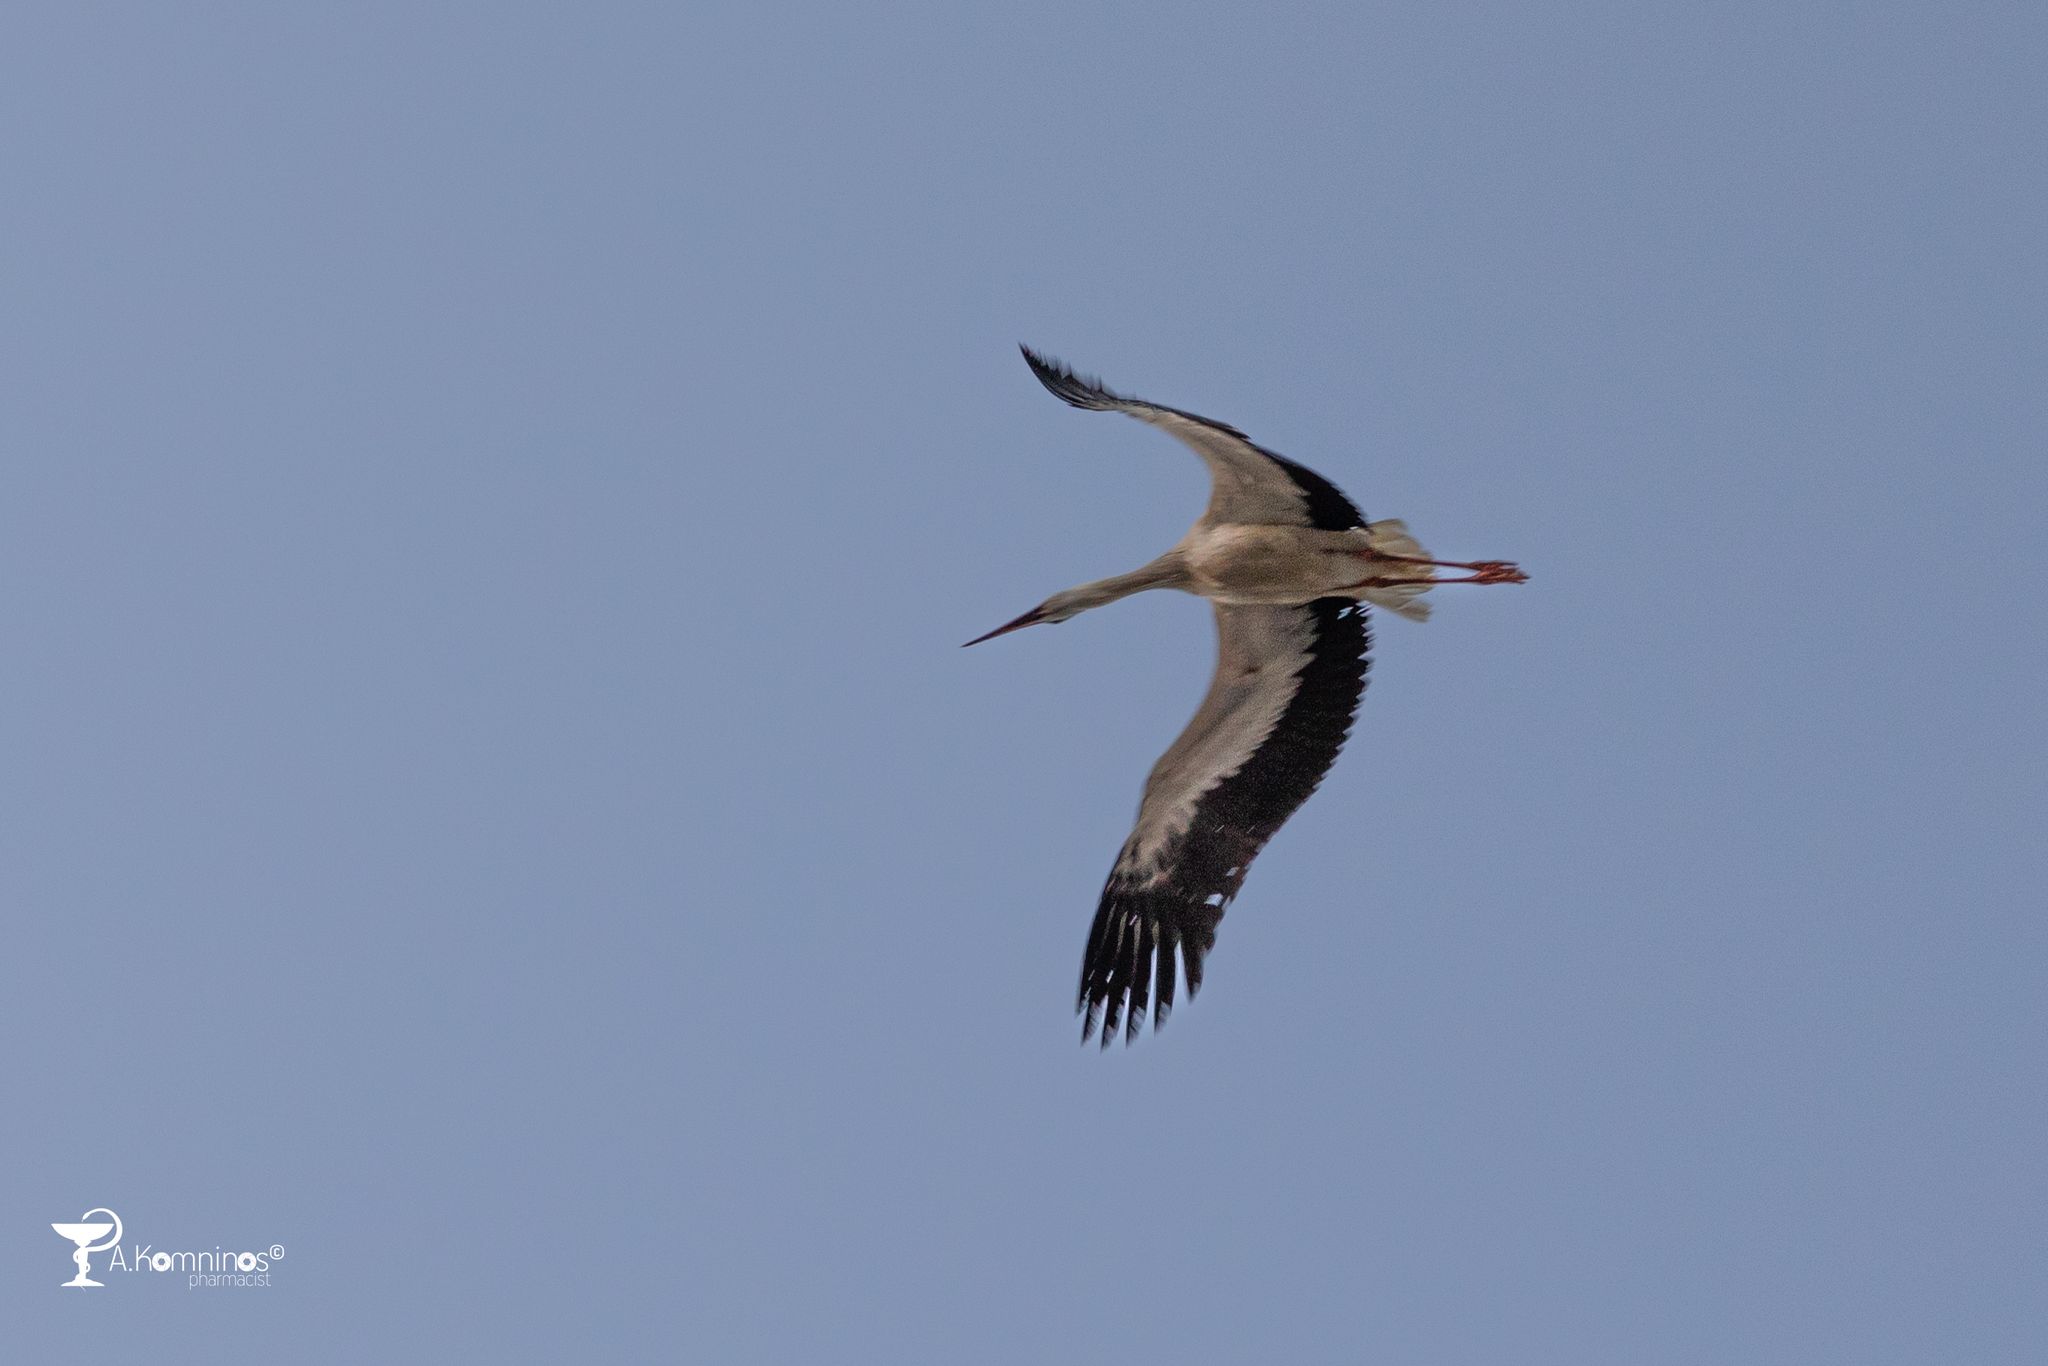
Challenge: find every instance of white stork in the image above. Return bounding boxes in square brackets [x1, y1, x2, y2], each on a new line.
[970, 346, 1527, 1046]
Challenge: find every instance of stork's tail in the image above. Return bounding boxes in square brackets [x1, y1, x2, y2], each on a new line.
[1356, 519, 1434, 621]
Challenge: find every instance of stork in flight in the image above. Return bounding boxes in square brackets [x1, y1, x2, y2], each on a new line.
[969, 346, 1527, 1045]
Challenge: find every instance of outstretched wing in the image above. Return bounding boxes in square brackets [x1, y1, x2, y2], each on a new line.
[1079, 598, 1372, 1045]
[1021, 345, 1366, 532]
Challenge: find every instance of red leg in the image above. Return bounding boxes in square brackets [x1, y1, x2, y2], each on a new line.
[1342, 564, 1527, 590]
[1370, 551, 1528, 577]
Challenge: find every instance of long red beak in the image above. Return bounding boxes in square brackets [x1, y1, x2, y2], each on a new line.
[962, 607, 1046, 647]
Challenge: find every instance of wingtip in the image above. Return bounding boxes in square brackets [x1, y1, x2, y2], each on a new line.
[1075, 997, 1171, 1049]
[1018, 345, 1122, 411]
[1018, 342, 1063, 382]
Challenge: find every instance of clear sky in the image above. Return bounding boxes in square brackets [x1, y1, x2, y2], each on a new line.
[8, 4, 2044, 1362]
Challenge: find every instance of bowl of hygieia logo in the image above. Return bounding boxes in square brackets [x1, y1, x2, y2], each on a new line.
[54, 1207, 286, 1290]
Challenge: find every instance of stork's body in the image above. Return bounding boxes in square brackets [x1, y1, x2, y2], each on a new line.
[973, 348, 1525, 1045]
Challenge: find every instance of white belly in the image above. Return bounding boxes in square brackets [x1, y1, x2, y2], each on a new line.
[1182, 525, 1368, 604]
[1181, 520, 1438, 616]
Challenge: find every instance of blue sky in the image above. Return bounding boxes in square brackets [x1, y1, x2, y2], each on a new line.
[8, 4, 2044, 1361]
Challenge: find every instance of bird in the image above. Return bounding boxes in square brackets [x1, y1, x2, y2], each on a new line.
[969, 346, 1527, 1046]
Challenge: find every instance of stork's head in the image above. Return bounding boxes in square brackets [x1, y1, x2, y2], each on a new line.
[961, 588, 1091, 647]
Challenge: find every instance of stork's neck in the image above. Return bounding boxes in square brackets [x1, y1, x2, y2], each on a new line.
[1055, 552, 1189, 618]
